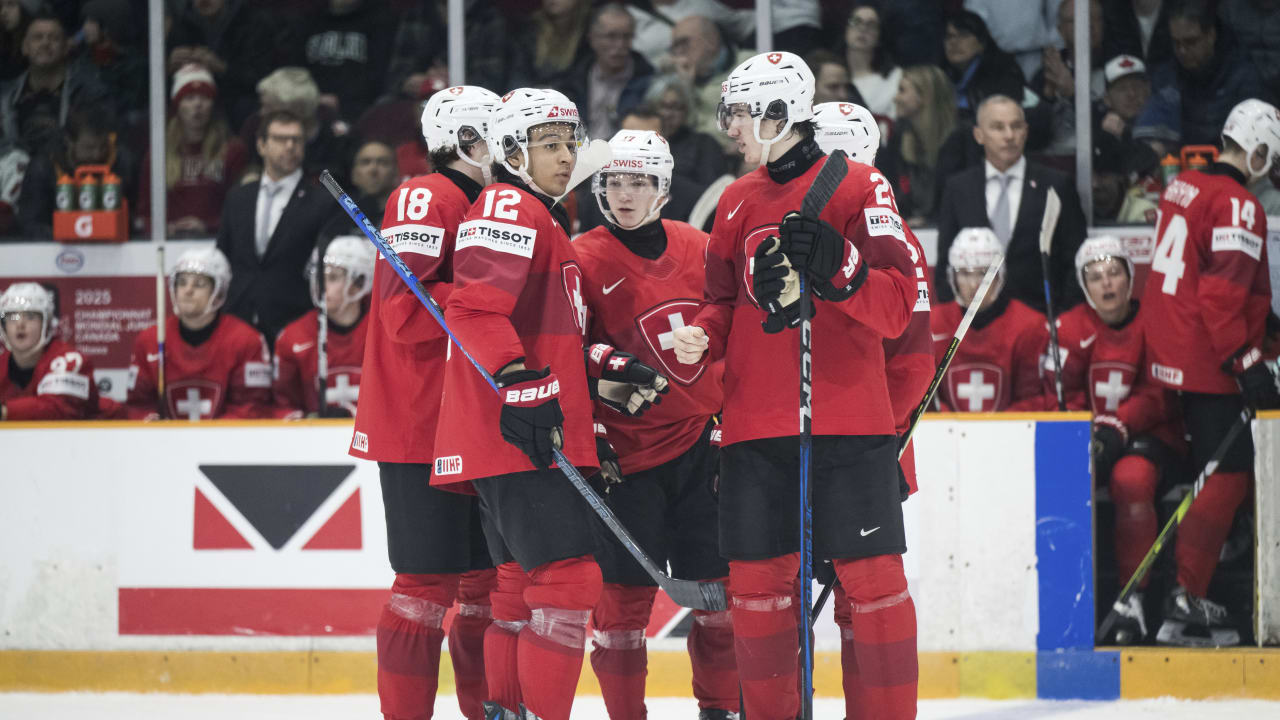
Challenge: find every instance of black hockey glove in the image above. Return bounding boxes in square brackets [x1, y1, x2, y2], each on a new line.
[594, 423, 625, 492]
[497, 367, 564, 469]
[752, 235, 809, 333]
[1091, 414, 1128, 482]
[586, 343, 670, 416]
[779, 211, 868, 303]
[1227, 346, 1280, 410]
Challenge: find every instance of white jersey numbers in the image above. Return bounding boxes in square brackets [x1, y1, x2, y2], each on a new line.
[48, 351, 84, 375]
[1229, 196, 1257, 231]
[395, 187, 432, 222]
[1152, 210, 1188, 296]
[482, 189, 521, 221]
[869, 172, 898, 212]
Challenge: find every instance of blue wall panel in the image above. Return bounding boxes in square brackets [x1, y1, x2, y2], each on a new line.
[1034, 421, 1094, 652]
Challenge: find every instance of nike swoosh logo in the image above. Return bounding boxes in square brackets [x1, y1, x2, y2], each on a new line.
[860, 527, 881, 537]
[726, 198, 745, 220]
[602, 278, 625, 295]
[1080, 334, 1097, 349]
[293, 342, 315, 353]
[146, 353, 160, 362]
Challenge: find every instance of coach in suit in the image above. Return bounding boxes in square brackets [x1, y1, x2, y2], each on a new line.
[216, 109, 336, 344]
[935, 95, 1087, 313]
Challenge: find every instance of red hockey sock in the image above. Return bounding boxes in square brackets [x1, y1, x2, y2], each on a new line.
[689, 592, 738, 713]
[1176, 471, 1250, 596]
[485, 562, 530, 715]
[590, 584, 656, 720]
[835, 555, 917, 720]
[729, 555, 800, 720]
[450, 568, 496, 720]
[377, 573, 460, 720]
[518, 556, 603, 720]
[832, 582, 865, 720]
[1110, 455, 1159, 590]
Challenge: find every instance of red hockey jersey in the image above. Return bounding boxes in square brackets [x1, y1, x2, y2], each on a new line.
[574, 219, 725, 475]
[691, 156, 916, 445]
[931, 297, 1047, 412]
[1, 340, 99, 420]
[126, 314, 272, 420]
[1143, 167, 1271, 394]
[350, 170, 476, 462]
[273, 309, 369, 417]
[432, 181, 598, 488]
[1052, 302, 1184, 449]
[883, 225, 933, 495]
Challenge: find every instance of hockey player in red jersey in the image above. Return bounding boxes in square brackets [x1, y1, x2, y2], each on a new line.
[126, 247, 272, 420]
[0, 282, 99, 421]
[573, 130, 738, 720]
[815, 101, 934, 718]
[272, 236, 374, 418]
[932, 228, 1048, 413]
[349, 86, 500, 720]
[671, 52, 919, 720]
[1139, 99, 1280, 646]
[1051, 236, 1187, 644]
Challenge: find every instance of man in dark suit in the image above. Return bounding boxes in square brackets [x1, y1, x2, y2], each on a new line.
[216, 109, 337, 345]
[935, 95, 1087, 313]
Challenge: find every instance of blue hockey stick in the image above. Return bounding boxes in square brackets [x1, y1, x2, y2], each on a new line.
[319, 170, 727, 612]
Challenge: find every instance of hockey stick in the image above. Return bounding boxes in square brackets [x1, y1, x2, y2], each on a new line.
[319, 170, 727, 612]
[316, 285, 329, 415]
[1096, 406, 1253, 642]
[1039, 188, 1066, 410]
[155, 244, 167, 419]
[810, 252, 1005, 627]
[794, 149, 848, 720]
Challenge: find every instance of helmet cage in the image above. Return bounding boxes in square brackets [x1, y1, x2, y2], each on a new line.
[591, 130, 674, 229]
[0, 282, 56, 353]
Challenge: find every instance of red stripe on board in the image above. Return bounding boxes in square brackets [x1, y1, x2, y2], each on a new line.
[118, 588, 387, 636]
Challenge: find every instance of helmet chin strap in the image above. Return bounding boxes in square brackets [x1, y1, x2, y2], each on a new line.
[457, 143, 493, 185]
[752, 116, 794, 168]
[507, 151, 556, 198]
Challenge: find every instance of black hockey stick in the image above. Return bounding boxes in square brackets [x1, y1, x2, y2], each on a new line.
[1096, 406, 1253, 642]
[319, 170, 727, 612]
[316, 277, 329, 415]
[1039, 188, 1066, 410]
[794, 149, 848, 720]
[810, 252, 1005, 627]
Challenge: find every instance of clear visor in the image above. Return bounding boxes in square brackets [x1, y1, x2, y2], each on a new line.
[716, 102, 755, 132]
[526, 121, 586, 156]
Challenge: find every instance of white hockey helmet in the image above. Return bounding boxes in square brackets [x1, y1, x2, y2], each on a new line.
[421, 85, 501, 180]
[0, 282, 57, 353]
[592, 130, 674, 229]
[812, 102, 880, 165]
[489, 87, 585, 195]
[718, 51, 815, 166]
[1074, 235, 1134, 310]
[1222, 98, 1280, 182]
[309, 235, 377, 310]
[947, 227, 1005, 305]
[168, 246, 231, 318]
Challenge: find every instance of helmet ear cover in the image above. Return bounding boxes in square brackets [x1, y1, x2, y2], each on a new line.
[764, 99, 788, 122]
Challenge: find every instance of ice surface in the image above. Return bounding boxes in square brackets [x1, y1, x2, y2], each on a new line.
[2, 693, 1279, 719]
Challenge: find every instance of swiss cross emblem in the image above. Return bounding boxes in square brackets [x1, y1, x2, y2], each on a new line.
[502, 90, 515, 102]
[741, 225, 779, 307]
[636, 299, 705, 386]
[322, 366, 362, 415]
[946, 363, 1004, 412]
[767, 52, 782, 64]
[839, 103, 854, 115]
[1119, 58, 1135, 70]
[561, 262, 587, 337]
[448, 86, 464, 95]
[1090, 362, 1135, 413]
[167, 380, 222, 421]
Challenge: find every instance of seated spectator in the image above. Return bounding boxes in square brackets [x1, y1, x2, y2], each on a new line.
[844, 1, 902, 118]
[935, 95, 1087, 312]
[1133, 0, 1264, 152]
[806, 49, 866, 107]
[1100, 55, 1152, 142]
[526, 0, 593, 85]
[559, 3, 655, 142]
[137, 64, 248, 238]
[1216, 0, 1280, 106]
[272, 236, 373, 418]
[0, 10, 108, 155]
[217, 109, 337, 344]
[0, 0, 32, 82]
[289, 0, 394, 125]
[668, 14, 750, 150]
[877, 65, 955, 225]
[627, 0, 753, 70]
[126, 247, 271, 420]
[1103, 0, 1174, 68]
[964, 0, 1061, 81]
[0, 281, 99, 421]
[16, 103, 138, 239]
[932, 227, 1048, 412]
[242, 67, 351, 186]
[1037, 0, 1105, 155]
[942, 10, 1027, 120]
[79, 0, 146, 132]
[318, 138, 397, 242]
[167, 0, 275, 129]
[647, 74, 728, 188]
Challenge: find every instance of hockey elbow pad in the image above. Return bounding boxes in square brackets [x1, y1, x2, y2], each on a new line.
[811, 238, 868, 303]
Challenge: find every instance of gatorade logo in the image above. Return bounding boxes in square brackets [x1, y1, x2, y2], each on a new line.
[74, 215, 93, 238]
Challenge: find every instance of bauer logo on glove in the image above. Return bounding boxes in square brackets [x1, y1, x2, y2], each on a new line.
[586, 343, 670, 415]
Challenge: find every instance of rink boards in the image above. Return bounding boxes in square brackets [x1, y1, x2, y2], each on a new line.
[2, 414, 1279, 699]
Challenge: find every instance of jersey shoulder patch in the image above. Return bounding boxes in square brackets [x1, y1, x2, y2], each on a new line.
[456, 217, 537, 258]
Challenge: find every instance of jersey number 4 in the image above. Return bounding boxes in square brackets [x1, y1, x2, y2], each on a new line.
[1151, 210, 1186, 295]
